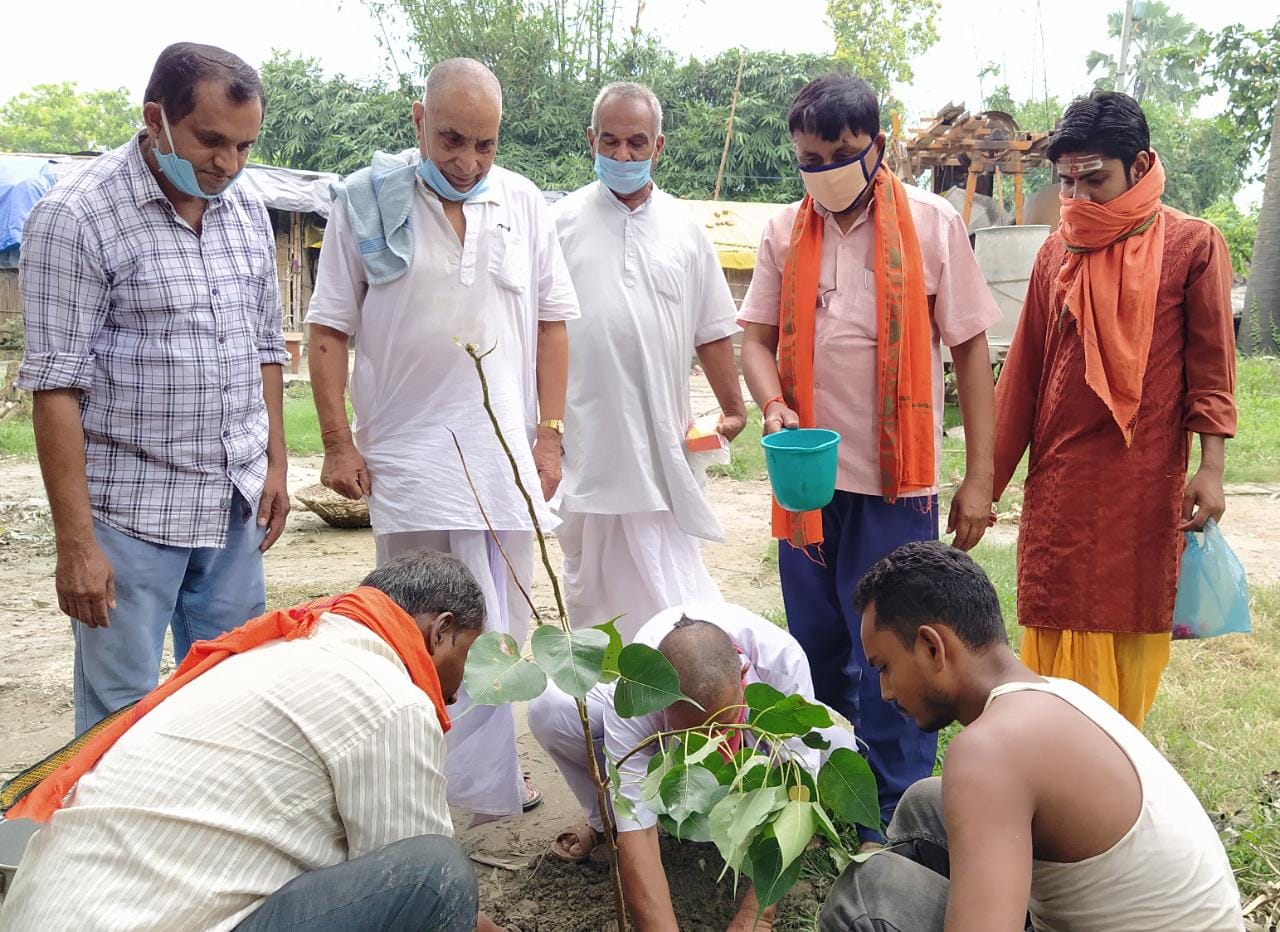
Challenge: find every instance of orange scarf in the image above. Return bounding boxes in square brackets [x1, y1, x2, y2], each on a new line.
[8, 587, 449, 823]
[1056, 154, 1166, 444]
[775, 170, 935, 547]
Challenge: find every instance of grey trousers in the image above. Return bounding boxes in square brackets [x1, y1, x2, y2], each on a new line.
[820, 778, 1034, 931]
[820, 778, 951, 931]
[234, 835, 478, 931]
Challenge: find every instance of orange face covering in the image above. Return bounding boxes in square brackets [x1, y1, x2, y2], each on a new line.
[775, 169, 935, 548]
[7, 587, 449, 823]
[1055, 152, 1167, 444]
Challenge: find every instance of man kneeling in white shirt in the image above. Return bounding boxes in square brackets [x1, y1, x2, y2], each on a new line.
[529, 602, 857, 931]
[2, 551, 505, 932]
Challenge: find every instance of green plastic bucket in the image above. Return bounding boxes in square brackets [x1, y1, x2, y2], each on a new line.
[761, 428, 841, 512]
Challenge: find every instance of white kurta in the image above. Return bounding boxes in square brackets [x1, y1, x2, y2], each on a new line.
[308, 165, 579, 819]
[552, 183, 739, 638]
[308, 166, 580, 535]
[527, 602, 858, 833]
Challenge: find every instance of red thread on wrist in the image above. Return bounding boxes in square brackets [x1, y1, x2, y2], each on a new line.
[763, 394, 786, 414]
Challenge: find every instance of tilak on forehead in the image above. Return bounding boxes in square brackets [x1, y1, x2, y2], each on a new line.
[1056, 153, 1106, 175]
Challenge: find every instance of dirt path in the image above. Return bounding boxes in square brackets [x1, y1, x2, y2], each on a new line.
[3, 450, 1279, 927]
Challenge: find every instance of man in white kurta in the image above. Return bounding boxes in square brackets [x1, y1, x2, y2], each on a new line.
[307, 60, 579, 820]
[529, 602, 858, 928]
[553, 82, 746, 642]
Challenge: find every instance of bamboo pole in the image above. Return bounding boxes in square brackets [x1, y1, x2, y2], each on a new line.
[712, 48, 747, 201]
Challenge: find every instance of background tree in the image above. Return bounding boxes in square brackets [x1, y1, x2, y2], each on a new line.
[1206, 18, 1280, 353]
[1086, 0, 1205, 107]
[0, 82, 137, 153]
[256, 53, 416, 175]
[1144, 102, 1245, 216]
[825, 0, 939, 104]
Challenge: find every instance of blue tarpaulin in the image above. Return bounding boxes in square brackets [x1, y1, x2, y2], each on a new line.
[0, 155, 56, 252]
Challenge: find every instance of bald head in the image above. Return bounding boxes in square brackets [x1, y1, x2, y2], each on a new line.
[412, 58, 503, 197]
[659, 617, 743, 727]
[423, 58, 502, 112]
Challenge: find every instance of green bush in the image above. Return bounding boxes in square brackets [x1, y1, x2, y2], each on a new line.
[1202, 199, 1257, 278]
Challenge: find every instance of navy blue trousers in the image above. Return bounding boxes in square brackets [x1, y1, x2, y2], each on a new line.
[778, 490, 939, 840]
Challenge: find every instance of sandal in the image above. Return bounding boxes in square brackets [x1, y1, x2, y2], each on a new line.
[522, 771, 543, 812]
[548, 821, 600, 863]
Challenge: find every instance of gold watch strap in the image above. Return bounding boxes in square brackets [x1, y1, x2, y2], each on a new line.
[538, 418, 565, 434]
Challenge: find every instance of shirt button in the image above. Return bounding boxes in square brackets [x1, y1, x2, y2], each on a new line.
[223, 385, 231, 393]
[222, 430, 230, 439]
[219, 497, 231, 508]
[218, 337, 226, 345]
[211, 287, 219, 296]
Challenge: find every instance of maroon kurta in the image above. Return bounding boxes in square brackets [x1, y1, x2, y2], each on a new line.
[994, 208, 1236, 635]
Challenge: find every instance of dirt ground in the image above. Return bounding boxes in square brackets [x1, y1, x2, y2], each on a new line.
[3, 445, 1280, 927]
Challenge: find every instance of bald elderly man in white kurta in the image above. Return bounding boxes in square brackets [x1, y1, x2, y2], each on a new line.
[307, 59, 579, 820]
[552, 82, 747, 642]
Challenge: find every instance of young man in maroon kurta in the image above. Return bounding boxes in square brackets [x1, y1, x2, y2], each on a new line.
[993, 91, 1236, 728]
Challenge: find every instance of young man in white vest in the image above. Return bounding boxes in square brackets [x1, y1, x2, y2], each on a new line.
[821, 540, 1243, 932]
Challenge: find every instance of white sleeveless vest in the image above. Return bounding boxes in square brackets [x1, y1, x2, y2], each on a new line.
[985, 678, 1243, 932]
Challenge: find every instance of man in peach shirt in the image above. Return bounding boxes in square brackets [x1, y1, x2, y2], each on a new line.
[739, 73, 1001, 841]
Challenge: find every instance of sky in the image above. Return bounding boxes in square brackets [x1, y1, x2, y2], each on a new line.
[3, 0, 1275, 200]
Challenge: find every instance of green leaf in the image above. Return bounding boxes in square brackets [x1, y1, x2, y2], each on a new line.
[530, 625, 609, 699]
[772, 799, 817, 873]
[742, 834, 806, 909]
[745, 683, 833, 737]
[461, 631, 547, 705]
[641, 745, 679, 812]
[708, 784, 788, 875]
[817, 748, 881, 831]
[592, 615, 625, 683]
[659, 763, 727, 827]
[812, 800, 843, 847]
[613, 643, 689, 717]
[802, 731, 832, 750]
[681, 731, 729, 767]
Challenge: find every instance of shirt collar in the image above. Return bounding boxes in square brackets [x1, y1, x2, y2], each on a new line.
[596, 179, 657, 216]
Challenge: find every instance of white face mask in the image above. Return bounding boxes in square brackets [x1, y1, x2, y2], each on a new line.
[798, 138, 884, 213]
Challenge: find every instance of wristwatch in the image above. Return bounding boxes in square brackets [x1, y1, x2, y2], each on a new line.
[538, 418, 565, 435]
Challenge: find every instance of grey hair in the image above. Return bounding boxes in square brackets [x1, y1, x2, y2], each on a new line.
[421, 57, 503, 113]
[591, 81, 663, 137]
[658, 616, 740, 712]
[360, 550, 486, 632]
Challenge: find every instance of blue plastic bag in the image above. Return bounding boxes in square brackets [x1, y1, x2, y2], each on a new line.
[1172, 519, 1251, 640]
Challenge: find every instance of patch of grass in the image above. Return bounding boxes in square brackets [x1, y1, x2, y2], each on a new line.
[1202, 355, 1280, 486]
[708, 406, 766, 482]
[1146, 581, 1280, 901]
[0, 416, 35, 455]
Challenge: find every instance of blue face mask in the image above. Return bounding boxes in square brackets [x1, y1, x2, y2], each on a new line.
[154, 108, 241, 200]
[594, 153, 652, 195]
[416, 157, 489, 201]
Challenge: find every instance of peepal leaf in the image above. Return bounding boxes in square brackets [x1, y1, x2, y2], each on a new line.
[592, 615, 626, 683]
[606, 757, 637, 822]
[659, 763, 727, 827]
[613, 643, 689, 717]
[462, 631, 547, 705]
[530, 625, 609, 698]
[743, 834, 806, 909]
[745, 683, 833, 736]
[708, 784, 788, 876]
[772, 799, 818, 873]
[817, 748, 881, 830]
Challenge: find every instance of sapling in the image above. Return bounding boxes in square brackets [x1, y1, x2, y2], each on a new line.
[455, 343, 880, 928]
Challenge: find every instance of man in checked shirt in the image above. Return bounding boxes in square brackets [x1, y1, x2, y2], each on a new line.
[17, 42, 290, 733]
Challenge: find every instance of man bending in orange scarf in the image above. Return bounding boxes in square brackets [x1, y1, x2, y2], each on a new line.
[994, 91, 1237, 729]
[740, 73, 1002, 844]
[2, 551, 504, 932]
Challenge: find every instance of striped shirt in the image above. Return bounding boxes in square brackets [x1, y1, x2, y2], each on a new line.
[16, 135, 289, 548]
[0, 613, 451, 931]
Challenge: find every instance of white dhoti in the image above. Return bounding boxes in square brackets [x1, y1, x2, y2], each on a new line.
[557, 509, 722, 642]
[375, 528, 533, 819]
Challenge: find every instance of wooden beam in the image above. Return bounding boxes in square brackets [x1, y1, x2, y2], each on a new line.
[962, 167, 980, 226]
[1014, 171, 1024, 225]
